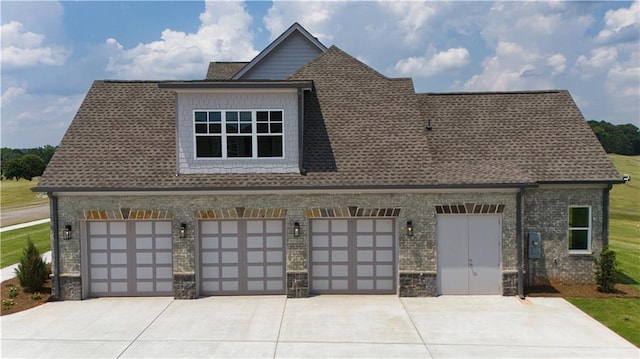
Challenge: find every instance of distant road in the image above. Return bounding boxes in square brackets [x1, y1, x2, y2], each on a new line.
[0, 204, 50, 228]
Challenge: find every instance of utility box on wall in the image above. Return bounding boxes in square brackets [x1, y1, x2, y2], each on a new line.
[528, 232, 542, 259]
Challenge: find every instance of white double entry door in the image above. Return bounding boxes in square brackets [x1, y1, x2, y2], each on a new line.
[437, 215, 502, 295]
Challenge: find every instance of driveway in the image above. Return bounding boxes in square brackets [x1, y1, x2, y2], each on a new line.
[1, 296, 637, 358]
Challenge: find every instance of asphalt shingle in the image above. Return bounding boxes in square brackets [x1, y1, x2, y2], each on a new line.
[36, 46, 619, 192]
[205, 62, 248, 80]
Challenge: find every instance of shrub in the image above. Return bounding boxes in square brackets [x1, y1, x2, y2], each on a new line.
[2, 299, 15, 307]
[14, 239, 48, 292]
[594, 246, 618, 293]
[8, 285, 19, 299]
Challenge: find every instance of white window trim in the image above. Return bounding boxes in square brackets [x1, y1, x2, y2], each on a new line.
[193, 109, 285, 160]
[568, 205, 591, 254]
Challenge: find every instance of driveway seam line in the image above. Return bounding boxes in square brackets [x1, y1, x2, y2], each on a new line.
[272, 297, 288, 359]
[115, 299, 175, 359]
[399, 298, 435, 358]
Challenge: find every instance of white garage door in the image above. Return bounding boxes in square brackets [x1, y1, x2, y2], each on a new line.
[87, 221, 173, 297]
[310, 218, 396, 294]
[437, 215, 501, 295]
[199, 219, 286, 295]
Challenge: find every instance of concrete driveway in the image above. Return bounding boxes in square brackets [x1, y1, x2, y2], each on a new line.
[1, 296, 637, 358]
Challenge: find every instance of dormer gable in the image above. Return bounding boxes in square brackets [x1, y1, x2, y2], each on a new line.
[233, 23, 327, 80]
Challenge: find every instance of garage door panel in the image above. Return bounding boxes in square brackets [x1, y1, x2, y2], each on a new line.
[135, 222, 152, 235]
[91, 237, 107, 250]
[201, 237, 218, 249]
[199, 219, 286, 296]
[87, 220, 173, 297]
[310, 218, 396, 294]
[90, 222, 107, 235]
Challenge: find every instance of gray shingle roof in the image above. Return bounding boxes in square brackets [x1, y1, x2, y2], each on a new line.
[205, 62, 248, 80]
[36, 46, 619, 192]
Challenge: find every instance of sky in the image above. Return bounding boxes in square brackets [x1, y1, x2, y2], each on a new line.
[1, 0, 639, 148]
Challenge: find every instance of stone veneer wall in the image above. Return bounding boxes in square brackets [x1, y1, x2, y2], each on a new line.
[523, 187, 605, 286]
[54, 191, 521, 299]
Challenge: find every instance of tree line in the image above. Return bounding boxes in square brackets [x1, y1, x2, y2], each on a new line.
[1, 145, 57, 181]
[588, 121, 640, 156]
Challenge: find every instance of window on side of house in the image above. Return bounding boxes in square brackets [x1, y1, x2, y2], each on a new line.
[568, 206, 591, 252]
[194, 110, 284, 159]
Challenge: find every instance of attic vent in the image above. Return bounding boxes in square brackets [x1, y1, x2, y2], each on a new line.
[435, 204, 504, 215]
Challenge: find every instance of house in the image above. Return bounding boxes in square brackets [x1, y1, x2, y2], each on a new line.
[34, 23, 621, 300]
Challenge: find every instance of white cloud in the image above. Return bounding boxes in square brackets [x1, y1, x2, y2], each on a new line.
[263, 0, 343, 44]
[395, 48, 470, 77]
[546, 53, 567, 76]
[464, 42, 551, 91]
[105, 1, 258, 80]
[1, 86, 84, 147]
[596, 1, 639, 43]
[0, 21, 68, 68]
[380, 1, 437, 45]
[575, 47, 618, 78]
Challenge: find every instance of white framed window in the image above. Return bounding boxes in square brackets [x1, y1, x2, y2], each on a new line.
[568, 206, 591, 253]
[194, 110, 284, 159]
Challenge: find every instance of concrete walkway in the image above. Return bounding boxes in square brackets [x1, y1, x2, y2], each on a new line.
[1, 296, 637, 358]
[0, 218, 50, 233]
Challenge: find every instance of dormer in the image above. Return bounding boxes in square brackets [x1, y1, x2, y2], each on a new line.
[159, 23, 324, 175]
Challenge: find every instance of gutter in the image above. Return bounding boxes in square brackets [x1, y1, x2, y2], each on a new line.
[47, 192, 60, 300]
[33, 182, 539, 194]
[516, 187, 525, 299]
[603, 184, 612, 248]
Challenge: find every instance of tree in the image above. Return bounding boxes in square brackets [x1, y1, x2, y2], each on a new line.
[3, 157, 29, 181]
[15, 239, 48, 293]
[588, 120, 639, 155]
[21, 154, 46, 179]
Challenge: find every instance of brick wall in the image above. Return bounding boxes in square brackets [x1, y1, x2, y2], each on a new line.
[54, 190, 520, 299]
[524, 186, 605, 285]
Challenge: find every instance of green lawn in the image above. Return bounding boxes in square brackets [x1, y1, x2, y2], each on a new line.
[567, 155, 640, 348]
[0, 178, 48, 210]
[567, 298, 640, 347]
[0, 223, 51, 268]
[608, 154, 640, 290]
[608, 154, 640, 215]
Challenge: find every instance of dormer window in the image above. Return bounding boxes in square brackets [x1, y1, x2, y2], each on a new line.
[194, 110, 284, 159]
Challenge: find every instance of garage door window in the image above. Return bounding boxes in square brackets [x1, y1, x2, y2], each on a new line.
[568, 206, 591, 253]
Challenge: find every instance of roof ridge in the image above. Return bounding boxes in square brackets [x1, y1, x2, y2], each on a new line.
[419, 90, 566, 96]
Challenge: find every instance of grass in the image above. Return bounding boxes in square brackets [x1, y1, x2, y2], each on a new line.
[0, 178, 47, 210]
[567, 298, 640, 347]
[0, 223, 51, 268]
[608, 154, 640, 215]
[608, 154, 640, 291]
[567, 155, 640, 348]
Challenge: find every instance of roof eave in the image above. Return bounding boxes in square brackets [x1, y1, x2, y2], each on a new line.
[32, 182, 539, 194]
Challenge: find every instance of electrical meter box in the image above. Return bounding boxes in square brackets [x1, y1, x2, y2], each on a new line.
[528, 232, 542, 259]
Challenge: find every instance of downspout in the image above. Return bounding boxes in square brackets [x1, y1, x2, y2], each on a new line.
[516, 187, 525, 299]
[48, 192, 60, 300]
[602, 184, 612, 248]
